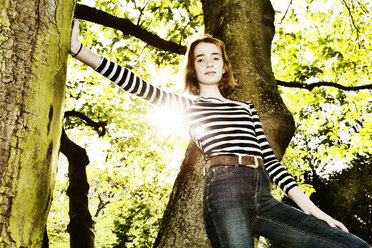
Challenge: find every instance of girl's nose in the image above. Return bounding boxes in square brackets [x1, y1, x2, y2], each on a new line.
[206, 59, 213, 67]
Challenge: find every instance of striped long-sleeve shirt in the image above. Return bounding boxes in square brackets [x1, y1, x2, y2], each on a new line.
[95, 57, 298, 194]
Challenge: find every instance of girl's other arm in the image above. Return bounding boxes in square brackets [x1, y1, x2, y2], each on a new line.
[288, 186, 349, 232]
[70, 19, 102, 69]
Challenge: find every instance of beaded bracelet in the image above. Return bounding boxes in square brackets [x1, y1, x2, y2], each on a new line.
[72, 43, 83, 58]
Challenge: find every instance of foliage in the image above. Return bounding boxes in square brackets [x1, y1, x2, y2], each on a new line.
[47, 170, 70, 247]
[91, 0, 203, 65]
[47, 0, 371, 246]
[48, 59, 189, 246]
[272, 0, 371, 177]
[271, 0, 372, 244]
[112, 184, 171, 247]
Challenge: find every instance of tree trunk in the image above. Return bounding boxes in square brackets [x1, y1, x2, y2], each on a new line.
[0, 0, 74, 246]
[60, 129, 95, 248]
[154, 143, 208, 247]
[154, 0, 295, 247]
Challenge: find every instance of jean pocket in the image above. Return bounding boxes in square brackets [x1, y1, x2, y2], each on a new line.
[209, 165, 238, 182]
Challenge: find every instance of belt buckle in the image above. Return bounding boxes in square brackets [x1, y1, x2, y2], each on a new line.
[238, 155, 260, 168]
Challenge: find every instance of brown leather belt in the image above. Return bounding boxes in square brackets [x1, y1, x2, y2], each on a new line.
[206, 155, 264, 173]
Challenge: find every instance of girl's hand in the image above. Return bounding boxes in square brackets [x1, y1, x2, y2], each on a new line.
[309, 208, 349, 233]
[288, 186, 349, 233]
[70, 19, 81, 55]
[68, 19, 102, 68]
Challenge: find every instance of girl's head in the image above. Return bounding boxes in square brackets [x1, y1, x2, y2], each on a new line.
[184, 35, 236, 96]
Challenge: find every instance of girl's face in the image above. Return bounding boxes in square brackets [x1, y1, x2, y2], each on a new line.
[193, 42, 225, 87]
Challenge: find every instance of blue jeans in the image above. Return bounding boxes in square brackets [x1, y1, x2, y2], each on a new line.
[203, 162, 370, 248]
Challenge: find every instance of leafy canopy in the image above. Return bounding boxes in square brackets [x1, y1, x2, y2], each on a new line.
[48, 0, 372, 246]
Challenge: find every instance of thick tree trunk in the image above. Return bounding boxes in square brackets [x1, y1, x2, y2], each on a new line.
[154, 0, 295, 247]
[60, 129, 95, 248]
[203, 0, 295, 157]
[0, 0, 74, 246]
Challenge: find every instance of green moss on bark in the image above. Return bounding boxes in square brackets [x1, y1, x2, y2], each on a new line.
[0, 0, 75, 246]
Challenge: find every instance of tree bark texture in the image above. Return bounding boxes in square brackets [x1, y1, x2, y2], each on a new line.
[60, 129, 95, 248]
[154, 143, 208, 247]
[0, 0, 74, 246]
[155, 0, 295, 247]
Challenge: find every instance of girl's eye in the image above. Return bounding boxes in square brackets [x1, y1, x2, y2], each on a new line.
[213, 57, 220, 60]
[196, 58, 204, 63]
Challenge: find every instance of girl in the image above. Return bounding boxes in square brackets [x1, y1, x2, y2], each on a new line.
[70, 19, 370, 248]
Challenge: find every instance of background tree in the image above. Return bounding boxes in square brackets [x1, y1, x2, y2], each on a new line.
[0, 0, 74, 246]
[60, 107, 109, 248]
[322, 154, 372, 242]
[61, 127, 95, 248]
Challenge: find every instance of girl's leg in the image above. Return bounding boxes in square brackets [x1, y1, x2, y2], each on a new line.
[252, 200, 370, 248]
[204, 205, 254, 247]
[203, 164, 257, 248]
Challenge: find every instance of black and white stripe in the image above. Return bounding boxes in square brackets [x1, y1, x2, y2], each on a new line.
[95, 57, 297, 194]
[96, 57, 193, 108]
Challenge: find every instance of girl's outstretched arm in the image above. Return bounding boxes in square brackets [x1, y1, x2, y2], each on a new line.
[69, 19, 192, 109]
[70, 19, 102, 69]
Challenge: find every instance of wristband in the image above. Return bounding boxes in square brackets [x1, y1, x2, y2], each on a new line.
[72, 43, 83, 58]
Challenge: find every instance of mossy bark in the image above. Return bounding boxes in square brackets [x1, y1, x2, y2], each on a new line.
[0, 0, 74, 246]
[154, 0, 295, 247]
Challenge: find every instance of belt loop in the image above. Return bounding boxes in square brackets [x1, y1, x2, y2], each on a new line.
[235, 156, 240, 168]
[259, 158, 265, 168]
[237, 156, 242, 165]
[204, 160, 210, 177]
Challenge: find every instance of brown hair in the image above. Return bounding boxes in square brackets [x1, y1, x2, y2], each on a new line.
[184, 35, 236, 96]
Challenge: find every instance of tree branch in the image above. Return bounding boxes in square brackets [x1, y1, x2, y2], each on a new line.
[180, 14, 202, 44]
[64, 110, 107, 137]
[75, 4, 187, 55]
[279, 0, 293, 24]
[340, 0, 361, 45]
[75, 4, 370, 93]
[94, 194, 111, 218]
[276, 80, 372, 91]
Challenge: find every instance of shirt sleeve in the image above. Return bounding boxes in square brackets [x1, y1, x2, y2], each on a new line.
[249, 103, 298, 194]
[95, 56, 193, 109]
